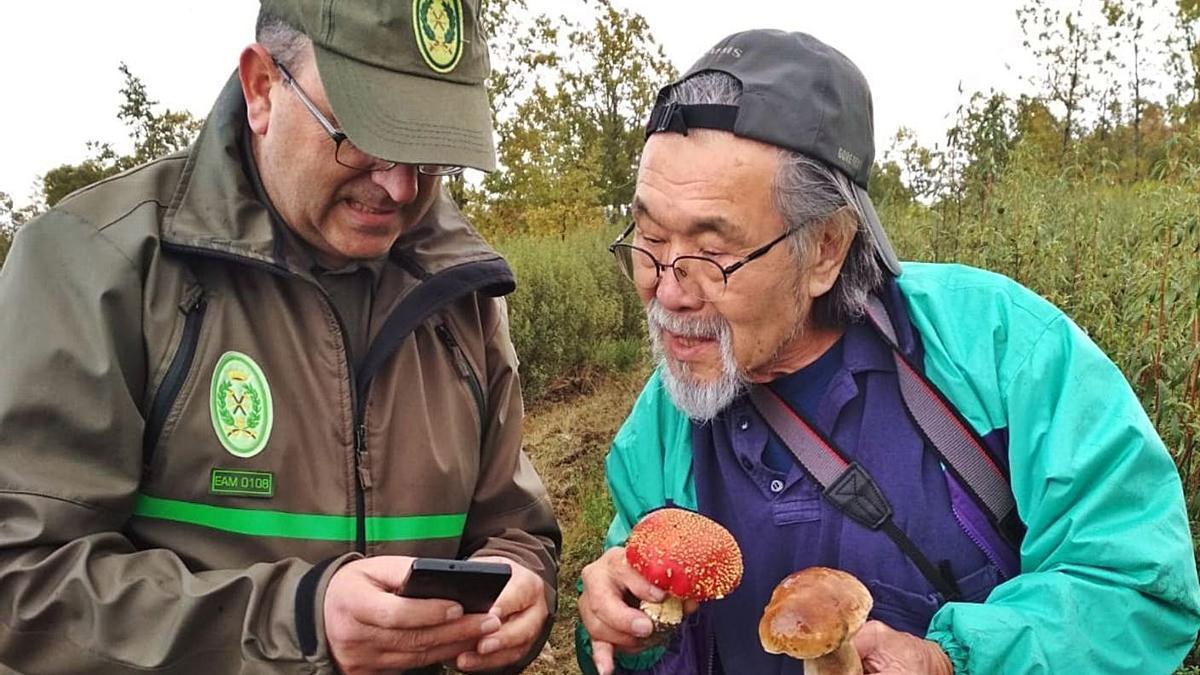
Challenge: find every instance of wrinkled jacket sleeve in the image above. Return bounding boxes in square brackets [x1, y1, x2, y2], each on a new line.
[926, 314, 1200, 674]
[457, 296, 562, 666]
[0, 212, 353, 673]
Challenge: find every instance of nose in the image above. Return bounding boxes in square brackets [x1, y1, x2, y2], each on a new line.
[369, 164, 419, 204]
[655, 262, 705, 313]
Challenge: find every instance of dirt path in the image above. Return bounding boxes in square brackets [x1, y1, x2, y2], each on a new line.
[519, 367, 649, 674]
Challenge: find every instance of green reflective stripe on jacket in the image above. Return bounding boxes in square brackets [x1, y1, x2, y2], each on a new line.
[133, 494, 467, 542]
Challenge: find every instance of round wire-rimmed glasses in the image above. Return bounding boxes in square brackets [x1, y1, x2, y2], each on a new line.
[608, 221, 801, 302]
[274, 59, 465, 177]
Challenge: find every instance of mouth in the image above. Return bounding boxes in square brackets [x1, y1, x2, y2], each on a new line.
[662, 330, 718, 361]
[342, 198, 399, 226]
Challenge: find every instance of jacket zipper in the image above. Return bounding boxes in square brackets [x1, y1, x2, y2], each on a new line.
[948, 492, 1007, 580]
[434, 323, 486, 427]
[316, 296, 368, 553]
[143, 286, 207, 476]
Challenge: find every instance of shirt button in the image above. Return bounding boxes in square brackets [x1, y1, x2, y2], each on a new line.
[770, 479, 785, 493]
[741, 457, 754, 471]
[738, 418, 750, 431]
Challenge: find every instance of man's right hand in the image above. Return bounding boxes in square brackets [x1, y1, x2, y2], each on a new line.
[323, 556, 502, 675]
[579, 546, 691, 675]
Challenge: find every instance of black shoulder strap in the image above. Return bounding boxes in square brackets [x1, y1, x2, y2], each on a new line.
[863, 295, 1025, 547]
[748, 385, 962, 601]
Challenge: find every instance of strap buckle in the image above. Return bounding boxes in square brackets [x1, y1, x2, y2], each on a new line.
[645, 102, 689, 137]
[824, 462, 893, 530]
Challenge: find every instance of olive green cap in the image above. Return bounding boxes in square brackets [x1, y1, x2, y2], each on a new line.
[261, 0, 496, 171]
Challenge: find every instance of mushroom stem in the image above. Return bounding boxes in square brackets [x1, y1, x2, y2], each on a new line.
[639, 594, 684, 627]
[804, 641, 862, 675]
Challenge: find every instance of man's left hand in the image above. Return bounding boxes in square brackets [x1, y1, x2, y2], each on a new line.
[852, 620, 953, 674]
[453, 556, 549, 673]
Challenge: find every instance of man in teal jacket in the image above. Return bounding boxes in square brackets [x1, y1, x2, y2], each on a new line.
[576, 29, 1200, 674]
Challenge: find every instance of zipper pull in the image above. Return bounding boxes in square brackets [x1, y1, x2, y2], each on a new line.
[435, 324, 471, 378]
[354, 423, 372, 489]
[179, 284, 206, 314]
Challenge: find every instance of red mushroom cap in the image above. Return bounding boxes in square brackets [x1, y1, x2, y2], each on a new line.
[624, 508, 743, 601]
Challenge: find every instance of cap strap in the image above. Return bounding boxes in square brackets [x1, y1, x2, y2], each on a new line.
[644, 102, 738, 139]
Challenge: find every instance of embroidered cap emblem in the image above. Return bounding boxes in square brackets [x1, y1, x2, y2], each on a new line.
[414, 0, 464, 73]
[210, 351, 273, 457]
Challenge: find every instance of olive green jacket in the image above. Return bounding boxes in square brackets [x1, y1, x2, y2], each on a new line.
[0, 76, 560, 673]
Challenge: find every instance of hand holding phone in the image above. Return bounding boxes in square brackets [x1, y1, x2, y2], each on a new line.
[398, 557, 512, 614]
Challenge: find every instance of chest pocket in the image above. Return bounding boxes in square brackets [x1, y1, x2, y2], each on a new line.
[772, 475, 822, 526]
[434, 321, 486, 437]
[142, 282, 208, 476]
[867, 560, 999, 634]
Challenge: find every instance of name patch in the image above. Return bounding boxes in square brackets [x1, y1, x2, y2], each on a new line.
[210, 468, 275, 498]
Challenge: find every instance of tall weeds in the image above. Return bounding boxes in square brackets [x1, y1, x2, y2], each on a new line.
[886, 169, 1200, 518]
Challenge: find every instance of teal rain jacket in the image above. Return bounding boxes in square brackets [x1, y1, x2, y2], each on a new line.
[579, 263, 1200, 674]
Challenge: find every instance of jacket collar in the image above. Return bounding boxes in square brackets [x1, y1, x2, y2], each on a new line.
[829, 276, 925, 376]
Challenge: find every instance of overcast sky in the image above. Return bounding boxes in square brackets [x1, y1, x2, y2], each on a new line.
[0, 1, 1040, 206]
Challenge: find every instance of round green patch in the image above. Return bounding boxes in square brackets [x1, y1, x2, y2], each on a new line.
[414, 0, 464, 73]
[210, 351, 273, 458]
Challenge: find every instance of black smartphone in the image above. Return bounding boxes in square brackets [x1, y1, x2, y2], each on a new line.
[397, 558, 512, 614]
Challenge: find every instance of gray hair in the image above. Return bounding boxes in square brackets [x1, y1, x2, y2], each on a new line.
[256, 9, 313, 72]
[660, 71, 884, 327]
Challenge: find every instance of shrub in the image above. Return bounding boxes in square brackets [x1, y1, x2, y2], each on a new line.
[497, 226, 647, 401]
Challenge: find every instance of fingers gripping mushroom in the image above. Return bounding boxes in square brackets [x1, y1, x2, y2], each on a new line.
[759, 567, 873, 675]
[624, 508, 743, 637]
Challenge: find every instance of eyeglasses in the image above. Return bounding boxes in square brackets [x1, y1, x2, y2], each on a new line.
[608, 221, 801, 302]
[273, 60, 464, 177]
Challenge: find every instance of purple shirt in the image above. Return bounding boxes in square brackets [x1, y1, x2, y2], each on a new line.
[691, 317, 1006, 674]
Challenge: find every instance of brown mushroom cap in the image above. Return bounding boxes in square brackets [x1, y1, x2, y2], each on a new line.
[625, 508, 743, 601]
[758, 566, 873, 659]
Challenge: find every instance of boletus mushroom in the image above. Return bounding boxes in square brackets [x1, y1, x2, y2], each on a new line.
[624, 508, 743, 639]
[759, 566, 873, 675]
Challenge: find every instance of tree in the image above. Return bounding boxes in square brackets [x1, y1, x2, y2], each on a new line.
[39, 63, 203, 208]
[467, 0, 676, 237]
[1018, 0, 1104, 162]
[947, 92, 1019, 220]
[0, 190, 46, 265]
[1167, 0, 1200, 122]
[868, 160, 916, 209]
[41, 142, 123, 209]
[558, 0, 677, 213]
[1105, 0, 1160, 179]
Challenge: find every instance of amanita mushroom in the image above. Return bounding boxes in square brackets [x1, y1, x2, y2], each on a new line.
[758, 566, 873, 675]
[624, 508, 743, 638]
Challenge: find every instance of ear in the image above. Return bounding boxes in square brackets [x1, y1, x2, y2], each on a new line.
[804, 208, 857, 299]
[239, 44, 278, 136]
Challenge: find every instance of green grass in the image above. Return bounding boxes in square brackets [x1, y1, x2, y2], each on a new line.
[519, 367, 647, 673]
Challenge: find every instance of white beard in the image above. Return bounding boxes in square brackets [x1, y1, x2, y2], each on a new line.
[646, 300, 748, 422]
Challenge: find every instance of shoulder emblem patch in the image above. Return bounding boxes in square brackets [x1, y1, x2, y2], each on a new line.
[210, 351, 273, 458]
[414, 0, 465, 73]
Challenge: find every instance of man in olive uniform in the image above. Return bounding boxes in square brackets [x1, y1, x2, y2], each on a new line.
[0, 2, 560, 673]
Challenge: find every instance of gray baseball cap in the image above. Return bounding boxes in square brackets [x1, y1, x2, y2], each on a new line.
[645, 29, 901, 275]
[261, 0, 496, 171]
